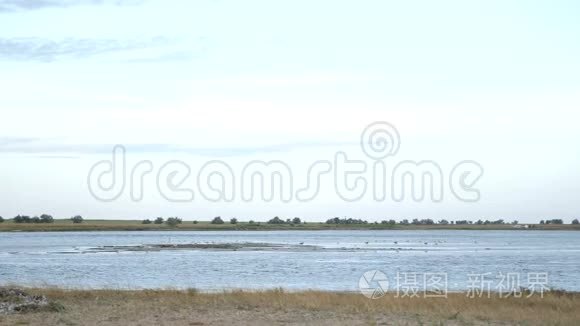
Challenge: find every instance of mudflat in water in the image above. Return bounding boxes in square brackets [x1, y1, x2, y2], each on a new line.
[0, 230, 578, 291]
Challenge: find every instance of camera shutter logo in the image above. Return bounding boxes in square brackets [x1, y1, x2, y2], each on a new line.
[359, 270, 389, 299]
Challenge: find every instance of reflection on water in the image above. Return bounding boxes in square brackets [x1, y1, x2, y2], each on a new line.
[0, 230, 579, 291]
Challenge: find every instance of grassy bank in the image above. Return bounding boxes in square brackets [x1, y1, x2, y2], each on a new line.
[0, 219, 579, 232]
[1, 288, 578, 325]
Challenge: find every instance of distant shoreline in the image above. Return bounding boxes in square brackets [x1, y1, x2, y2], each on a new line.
[1, 219, 579, 232]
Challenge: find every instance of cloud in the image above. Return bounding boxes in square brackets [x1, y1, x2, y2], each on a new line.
[0, 0, 144, 12]
[33, 155, 81, 159]
[0, 36, 171, 62]
[0, 139, 353, 157]
[123, 51, 197, 63]
[0, 137, 41, 146]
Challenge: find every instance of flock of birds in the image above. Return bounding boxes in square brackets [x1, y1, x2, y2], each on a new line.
[293, 239, 455, 252]
[293, 239, 496, 252]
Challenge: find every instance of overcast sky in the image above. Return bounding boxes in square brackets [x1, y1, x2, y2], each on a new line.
[1, 0, 579, 222]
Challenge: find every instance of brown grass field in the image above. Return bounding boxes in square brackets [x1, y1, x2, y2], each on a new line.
[0, 219, 578, 232]
[1, 288, 579, 325]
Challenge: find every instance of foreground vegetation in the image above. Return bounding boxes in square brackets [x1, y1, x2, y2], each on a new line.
[0, 288, 578, 325]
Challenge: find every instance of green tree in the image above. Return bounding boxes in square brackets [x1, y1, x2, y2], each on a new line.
[142, 219, 152, 224]
[230, 218, 238, 224]
[166, 217, 182, 227]
[211, 216, 224, 224]
[40, 214, 54, 223]
[572, 219, 579, 225]
[154, 217, 164, 224]
[292, 217, 301, 224]
[268, 216, 285, 224]
[0, 216, 4, 223]
[71, 215, 83, 224]
[13, 215, 31, 223]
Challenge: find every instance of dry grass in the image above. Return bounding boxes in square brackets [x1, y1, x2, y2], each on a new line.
[1, 288, 578, 325]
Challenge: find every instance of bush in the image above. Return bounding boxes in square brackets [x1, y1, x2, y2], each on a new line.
[40, 214, 54, 224]
[13, 215, 31, 223]
[154, 217, 164, 224]
[248, 220, 255, 224]
[211, 216, 224, 224]
[193, 220, 198, 224]
[482, 219, 505, 225]
[31, 216, 41, 223]
[71, 215, 83, 224]
[292, 217, 301, 224]
[268, 216, 285, 224]
[573, 219, 579, 225]
[325, 217, 367, 225]
[0, 216, 3, 223]
[166, 217, 182, 227]
[230, 218, 238, 224]
[411, 219, 435, 225]
[438, 219, 449, 225]
[142, 219, 152, 224]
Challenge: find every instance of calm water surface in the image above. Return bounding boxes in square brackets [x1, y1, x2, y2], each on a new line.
[0, 230, 579, 291]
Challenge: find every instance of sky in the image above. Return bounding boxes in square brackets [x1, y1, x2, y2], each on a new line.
[0, 0, 579, 222]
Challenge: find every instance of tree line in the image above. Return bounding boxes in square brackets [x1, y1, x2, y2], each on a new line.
[326, 217, 579, 225]
[139, 216, 580, 226]
[0, 215, 577, 225]
[143, 216, 305, 226]
[0, 215, 84, 224]
[142, 217, 183, 227]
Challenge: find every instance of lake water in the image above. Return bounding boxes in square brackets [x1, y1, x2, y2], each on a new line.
[1, 230, 579, 292]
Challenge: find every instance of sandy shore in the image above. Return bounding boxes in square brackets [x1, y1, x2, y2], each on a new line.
[1, 288, 579, 325]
